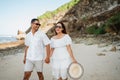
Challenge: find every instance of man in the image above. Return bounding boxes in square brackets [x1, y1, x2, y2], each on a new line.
[23, 18, 50, 80]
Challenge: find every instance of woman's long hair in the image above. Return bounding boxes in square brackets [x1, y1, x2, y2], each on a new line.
[54, 22, 67, 35]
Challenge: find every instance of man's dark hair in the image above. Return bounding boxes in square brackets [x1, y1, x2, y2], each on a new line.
[31, 18, 39, 23]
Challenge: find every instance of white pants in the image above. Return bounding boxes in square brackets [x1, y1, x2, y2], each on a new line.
[24, 59, 43, 72]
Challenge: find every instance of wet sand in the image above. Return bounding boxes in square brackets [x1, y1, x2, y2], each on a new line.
[0, 44, 120, 80]
[0, 40, 24, 49]
[0, 40, 25, 57]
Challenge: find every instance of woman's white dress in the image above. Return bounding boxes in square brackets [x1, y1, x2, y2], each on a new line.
[50, 34, 72, 79]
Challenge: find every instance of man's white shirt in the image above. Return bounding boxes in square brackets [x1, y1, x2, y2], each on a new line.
[25, 30, 50, 61]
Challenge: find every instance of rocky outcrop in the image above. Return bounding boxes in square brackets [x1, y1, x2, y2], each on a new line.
[16, 30, 26, 40]
[39, 11, 68, 33]
[47, 0, 120, 37]
[25, 11, 68, 34]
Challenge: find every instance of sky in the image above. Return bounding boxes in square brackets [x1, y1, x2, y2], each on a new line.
[0, 0, 71, 36]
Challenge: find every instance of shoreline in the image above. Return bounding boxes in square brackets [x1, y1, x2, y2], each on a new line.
[0, 34, 120, 57]
[0, 40, 24, 50]
[0, 40, 25, 57]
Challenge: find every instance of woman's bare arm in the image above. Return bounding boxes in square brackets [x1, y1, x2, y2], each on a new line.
[66, 45, 77, 62]
[50, 48, 54, 57]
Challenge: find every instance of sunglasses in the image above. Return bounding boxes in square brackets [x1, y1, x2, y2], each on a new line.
[55, 26, 62, 28]
[33, 23, 41, 26]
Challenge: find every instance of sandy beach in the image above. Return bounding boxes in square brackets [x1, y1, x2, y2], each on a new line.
[0, 40, 24, 50]
[0, 43, 120, 80]
[0, 40, 24, 57]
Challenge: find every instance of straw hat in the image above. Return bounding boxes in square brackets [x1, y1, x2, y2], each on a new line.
[68, 62, 84, 79]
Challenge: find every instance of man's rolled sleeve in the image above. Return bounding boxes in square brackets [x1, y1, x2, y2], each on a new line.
[25, 35, 30, 46]
[42, 33, 50, 46]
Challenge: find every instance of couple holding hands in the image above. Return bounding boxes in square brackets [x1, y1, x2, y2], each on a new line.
[23, 18, 77, 80]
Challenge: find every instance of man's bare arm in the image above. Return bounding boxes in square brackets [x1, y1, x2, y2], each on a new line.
[23, 46, 28, 64]
[45, 44, 50, 63]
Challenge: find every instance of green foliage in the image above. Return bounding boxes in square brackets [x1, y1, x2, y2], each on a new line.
[82, 16, 87, 21]
[96, 24, 106, 34]
[86, 13, 120, 35]
[86, 25, 106, 35]
[38, 0, 80, 19]
[86, 25, 97, 34]
[105, 12, 120, 29]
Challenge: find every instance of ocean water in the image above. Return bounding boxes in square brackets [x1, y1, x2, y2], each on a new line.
[0, 36, 17, 43]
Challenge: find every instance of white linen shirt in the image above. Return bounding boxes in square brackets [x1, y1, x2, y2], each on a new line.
[25, 30, 50, 61]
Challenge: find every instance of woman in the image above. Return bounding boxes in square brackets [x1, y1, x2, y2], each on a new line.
[50, 22, 77, 80]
